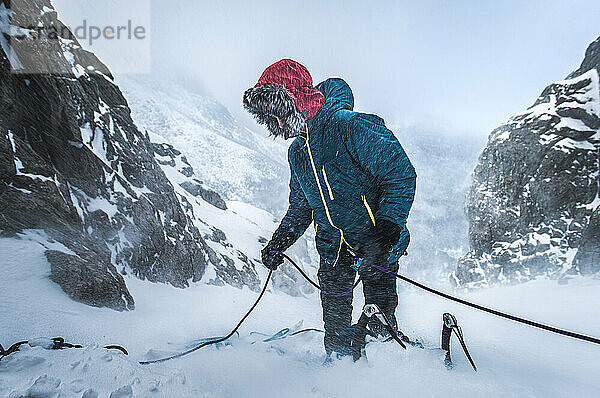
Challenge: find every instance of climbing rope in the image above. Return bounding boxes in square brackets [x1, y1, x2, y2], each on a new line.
[0, 338, 128, 362]
[6, 252, 598, 367]
[139, 270, 274, 364]
[276, 252, 600, 346]
[369, 263, 600, 346]
[271, 251, 361, 297]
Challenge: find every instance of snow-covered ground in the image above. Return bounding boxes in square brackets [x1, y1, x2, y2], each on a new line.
[2, 233, 600, 397]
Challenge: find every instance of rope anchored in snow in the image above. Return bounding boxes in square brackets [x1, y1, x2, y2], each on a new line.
[250, 327, 325, 342]
[0, 337, 128, 362]
[22, 251, 593, 367]
[276, 252, 600, 346]
[369, 263, 600, 346]
[139, 270, 274, 365]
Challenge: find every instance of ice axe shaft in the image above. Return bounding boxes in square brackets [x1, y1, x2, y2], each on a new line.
[441, 313, 477, 371]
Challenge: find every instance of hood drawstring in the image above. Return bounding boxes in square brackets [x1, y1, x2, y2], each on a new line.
[303, 125, 353, 266]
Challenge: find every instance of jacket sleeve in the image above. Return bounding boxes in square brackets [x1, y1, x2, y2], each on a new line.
[344, 114, 417, 229]
[269, 169, 313, 251]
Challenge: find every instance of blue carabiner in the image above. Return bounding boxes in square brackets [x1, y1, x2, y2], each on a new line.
[351, 257, 363, 271]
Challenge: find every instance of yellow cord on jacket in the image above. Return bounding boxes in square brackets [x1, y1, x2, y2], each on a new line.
[304, 126, 352, 266]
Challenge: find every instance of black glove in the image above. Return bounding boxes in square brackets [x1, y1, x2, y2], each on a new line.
[261, 244, 284, 271]
[260, 225, 297, 271]
[374, 219, 402, 254]
[352, 219, 402, 274]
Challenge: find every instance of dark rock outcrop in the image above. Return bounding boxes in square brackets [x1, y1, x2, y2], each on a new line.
[453, 37, 600, 287]
[150, 139, 228, 210]
[46, 250, 133, 310]
[568, 36, 600, 80]
[0, 0, 260, 309]
[179, 180, 227, 210]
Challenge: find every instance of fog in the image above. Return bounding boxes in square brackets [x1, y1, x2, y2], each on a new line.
[55, 0, 600, 137]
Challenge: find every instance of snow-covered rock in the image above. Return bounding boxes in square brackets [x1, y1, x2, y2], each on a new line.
[453, 36, 600, 288]
[0, 0, 276, 309]
[116, 75, 320, 296]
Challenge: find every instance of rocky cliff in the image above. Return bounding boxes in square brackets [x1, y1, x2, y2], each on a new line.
[453, 37, 600, 288]
[0, 0, 263, 310]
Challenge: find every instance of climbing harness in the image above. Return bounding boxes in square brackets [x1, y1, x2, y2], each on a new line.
[350, 257, 363, 272]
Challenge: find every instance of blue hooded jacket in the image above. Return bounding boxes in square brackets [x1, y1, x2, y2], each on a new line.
[279, 78, 416, 266]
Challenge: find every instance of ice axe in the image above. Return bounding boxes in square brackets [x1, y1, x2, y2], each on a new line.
[441, 313, 477, 371]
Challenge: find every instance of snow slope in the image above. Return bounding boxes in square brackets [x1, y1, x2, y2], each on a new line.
[117, 74, 290, 215]
[147, 130, 318, 296]
[2, 233, 599, 397]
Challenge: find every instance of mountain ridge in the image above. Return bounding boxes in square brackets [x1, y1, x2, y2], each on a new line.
[453, 36, 600, 287]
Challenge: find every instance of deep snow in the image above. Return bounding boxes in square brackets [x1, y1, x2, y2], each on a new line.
[2, 231, 600, 397]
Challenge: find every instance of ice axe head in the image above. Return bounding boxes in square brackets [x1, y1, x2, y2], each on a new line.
[443, 313, 458, 329]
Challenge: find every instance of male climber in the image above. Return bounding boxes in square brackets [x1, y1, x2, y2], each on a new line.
[243, 59, 416, 358]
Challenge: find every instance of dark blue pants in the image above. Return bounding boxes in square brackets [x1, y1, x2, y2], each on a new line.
[317, 246, 399, 355]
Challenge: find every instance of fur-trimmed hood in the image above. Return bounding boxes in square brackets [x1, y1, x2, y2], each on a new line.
[243, 59, 325, 139]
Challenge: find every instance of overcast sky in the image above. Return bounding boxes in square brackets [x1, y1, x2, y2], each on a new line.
[54, 0, 600, 138]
